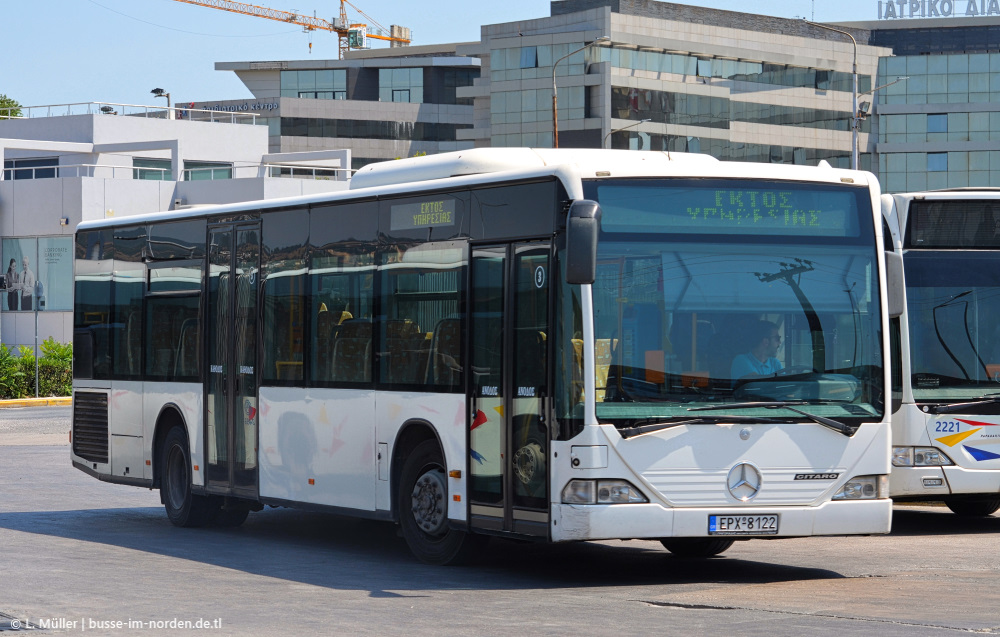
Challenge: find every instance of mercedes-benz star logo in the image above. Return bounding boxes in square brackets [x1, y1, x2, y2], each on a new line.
[727, 462, 762, 501]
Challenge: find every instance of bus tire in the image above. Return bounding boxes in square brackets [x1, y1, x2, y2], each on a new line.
[399, 439, 484, 565]
[161, 426, 219, 528]
[945, 498, 1000, 517]
[659, 538, 735, 557]
[213, 500, 251, 528]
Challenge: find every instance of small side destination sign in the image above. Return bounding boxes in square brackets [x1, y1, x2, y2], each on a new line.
[391, 200, 457, 231]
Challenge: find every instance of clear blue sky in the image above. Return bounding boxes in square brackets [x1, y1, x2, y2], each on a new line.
[1, 0, 880, 108]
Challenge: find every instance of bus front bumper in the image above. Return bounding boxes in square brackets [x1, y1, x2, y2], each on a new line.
[549, 499, 892, 542]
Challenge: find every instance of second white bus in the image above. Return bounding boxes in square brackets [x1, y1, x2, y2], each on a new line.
[884, 189, 1000, 515]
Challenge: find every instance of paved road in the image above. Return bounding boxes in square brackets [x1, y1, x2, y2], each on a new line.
[1, 408, 998, 636]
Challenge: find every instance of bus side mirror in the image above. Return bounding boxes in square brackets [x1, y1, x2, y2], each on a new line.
[885, 250, 905, 319]
[565, 200, 602, 285]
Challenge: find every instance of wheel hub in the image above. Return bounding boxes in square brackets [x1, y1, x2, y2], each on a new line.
[514, 443, 544, 485]
[411, 469, 447, 536]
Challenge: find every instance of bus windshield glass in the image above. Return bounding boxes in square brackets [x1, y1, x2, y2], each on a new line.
[576, 178, 884, 428]
[903, 251, 1000, 401]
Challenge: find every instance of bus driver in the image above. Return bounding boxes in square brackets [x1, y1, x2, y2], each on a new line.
[731, 320, 784, 381]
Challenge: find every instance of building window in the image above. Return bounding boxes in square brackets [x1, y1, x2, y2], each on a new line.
[280, 69, 348, 99]
[927, 113, 947, 133]
[3, 157, 57, 180]
[183, 161, 232, 181]
[133, 158, 172, 181]
[928, 152, 948, 172]
[379, 68, 424, 103]
[519, 46, 538, 69]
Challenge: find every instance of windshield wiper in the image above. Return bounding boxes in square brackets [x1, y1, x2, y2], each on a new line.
[931, 394, 1000, 414]
[618, 414, 784, 439]
[689, 401, 858, 437]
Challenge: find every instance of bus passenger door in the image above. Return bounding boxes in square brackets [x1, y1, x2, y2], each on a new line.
[206, 223, 261, 499]
[469, 242, 551, 537]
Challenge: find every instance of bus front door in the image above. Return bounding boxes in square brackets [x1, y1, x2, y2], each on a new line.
[469, 243, 551, 537]
[205, 223, 261, 499]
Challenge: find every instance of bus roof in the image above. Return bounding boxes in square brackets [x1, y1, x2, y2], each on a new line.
[78, 148, 875, 231]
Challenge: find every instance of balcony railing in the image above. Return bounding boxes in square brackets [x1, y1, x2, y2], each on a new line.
[0, 102, 257, 125]
[2, 162, 352, 181]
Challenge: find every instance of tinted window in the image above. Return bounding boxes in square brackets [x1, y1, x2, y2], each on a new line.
[147, 219, 206, 260]
[112, 226, 145, 379]
[377, 241, 465, 391]
[310, 201, 377, 385]
[261, 209, 309, 383]
[469, 180, 558, 240]
[74, 230, 114, 380]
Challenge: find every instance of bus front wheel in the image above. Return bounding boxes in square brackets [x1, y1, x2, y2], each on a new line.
[660, 538, 735, 557]
[399, 439, 484, 565]
[945, 498, 1000, 517]
[161, 426, 218, 528]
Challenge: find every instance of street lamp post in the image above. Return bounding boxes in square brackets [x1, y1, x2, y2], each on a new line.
[151, 88, 173, 120]
[552, 36, 609, 148]
[805, 20, 858, 169]
[604, 118, 651, 148]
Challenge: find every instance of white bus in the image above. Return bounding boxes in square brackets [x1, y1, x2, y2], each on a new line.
[883, 189, 1000, 516]
[72, 148, 896, 564]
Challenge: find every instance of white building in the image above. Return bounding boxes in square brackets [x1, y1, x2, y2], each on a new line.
[0, 102, 350, 350]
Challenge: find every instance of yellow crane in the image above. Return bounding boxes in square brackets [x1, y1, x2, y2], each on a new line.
[171, 0, 411, 58]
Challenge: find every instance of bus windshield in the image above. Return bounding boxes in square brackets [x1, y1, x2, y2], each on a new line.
[578, 178, 884, 428]
[903, 251, 1000, 402]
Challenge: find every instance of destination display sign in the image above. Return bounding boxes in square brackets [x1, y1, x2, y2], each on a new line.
[596, 181, 862, 237]
[390, 199, 457, 231]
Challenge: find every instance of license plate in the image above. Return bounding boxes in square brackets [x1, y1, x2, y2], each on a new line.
[708, 514, 779, 535]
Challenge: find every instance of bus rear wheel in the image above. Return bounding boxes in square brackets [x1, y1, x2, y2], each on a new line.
[660, 538, 735, 557]
[945, 498, 1000, 517]
[214, 500, 251, 527]
[161, 426, 219, 528]
[399, 439, 484, 565]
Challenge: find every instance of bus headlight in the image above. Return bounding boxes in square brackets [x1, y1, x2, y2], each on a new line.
[892, 447, 954, 467]
[562, 479, 648, 504]
[832, 475, 889, 500]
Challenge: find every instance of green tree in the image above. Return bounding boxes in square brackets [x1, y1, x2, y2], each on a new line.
[0, 94, 22, 119]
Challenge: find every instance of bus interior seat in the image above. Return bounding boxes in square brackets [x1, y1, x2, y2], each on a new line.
[429, 317, 462, 387]
[174, 318, 199, 378]
[384, 319, 425, 384]
[332, 319, 372, 382]
[315, 310, 339, 375]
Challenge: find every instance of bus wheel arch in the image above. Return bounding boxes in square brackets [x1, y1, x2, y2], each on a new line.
[390, 419, 441, 522]
[152, 405, 187, 491]
[391, 421, 484, 564]
[157, 413, 218, 528]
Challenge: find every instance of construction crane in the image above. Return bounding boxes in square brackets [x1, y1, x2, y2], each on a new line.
[171, 0, 411, 58]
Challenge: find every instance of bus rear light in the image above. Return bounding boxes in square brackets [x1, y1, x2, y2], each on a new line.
[892, 447, 954, 467]
[832, 475, 889, 500]
[561, 479, 648, 504]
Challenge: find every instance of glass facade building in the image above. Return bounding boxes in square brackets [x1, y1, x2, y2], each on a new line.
[875, 48, 1000, 192]
[462, 2, 884, 171]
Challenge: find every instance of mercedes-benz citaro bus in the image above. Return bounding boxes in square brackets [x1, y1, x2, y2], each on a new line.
[71, 148, 898, 564]
[883, 188, 1000, 516]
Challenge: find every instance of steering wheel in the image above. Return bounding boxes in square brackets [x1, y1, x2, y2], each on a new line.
[775, 365, 817, 377]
